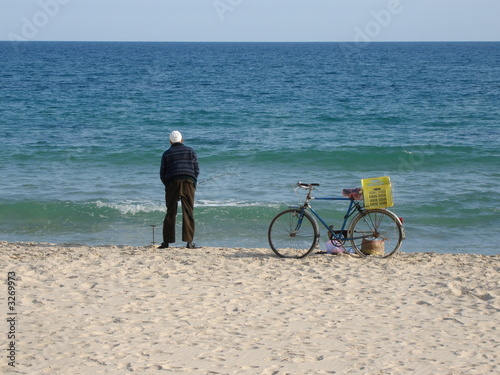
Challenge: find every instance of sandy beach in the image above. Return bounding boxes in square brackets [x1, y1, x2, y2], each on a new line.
[1, 241, 498, 374]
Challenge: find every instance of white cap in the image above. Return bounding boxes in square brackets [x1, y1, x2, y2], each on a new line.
[169, 130, 183, 143]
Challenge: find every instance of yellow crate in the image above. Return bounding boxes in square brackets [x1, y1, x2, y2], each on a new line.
[361, 176, 394, 209]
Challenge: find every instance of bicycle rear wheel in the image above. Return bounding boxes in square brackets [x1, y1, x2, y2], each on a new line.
[268, 209, 318, 258]
[348, 209, 403, 258]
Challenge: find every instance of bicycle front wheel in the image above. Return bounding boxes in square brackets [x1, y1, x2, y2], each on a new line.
[348, 209, 403, 258]
[268, 209, 319, 258]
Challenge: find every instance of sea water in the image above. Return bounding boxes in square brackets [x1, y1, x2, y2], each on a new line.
[1, 42, 499, 254]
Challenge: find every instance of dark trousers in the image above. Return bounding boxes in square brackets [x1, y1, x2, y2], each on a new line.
[163, 179, 196, 244]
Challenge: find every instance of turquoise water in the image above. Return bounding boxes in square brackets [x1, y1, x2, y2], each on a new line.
[1, 42, 499, 254]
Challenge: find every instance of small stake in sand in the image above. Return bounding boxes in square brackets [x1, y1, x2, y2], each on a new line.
[151, 225, 156, 245]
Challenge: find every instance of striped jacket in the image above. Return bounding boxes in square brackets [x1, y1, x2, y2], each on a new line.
[160, 143, 200, 187]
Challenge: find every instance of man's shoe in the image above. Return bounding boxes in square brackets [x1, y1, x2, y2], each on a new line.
[158, 243, 169, 249]
[186, 242, 199, 249]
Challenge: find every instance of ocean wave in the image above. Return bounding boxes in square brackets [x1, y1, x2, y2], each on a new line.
[195, 199, 280, 208]
[0, 199, 282, 220]
[94, 200, 163, 215]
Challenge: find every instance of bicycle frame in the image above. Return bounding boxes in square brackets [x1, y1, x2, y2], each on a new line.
[290, 196, 366, 244]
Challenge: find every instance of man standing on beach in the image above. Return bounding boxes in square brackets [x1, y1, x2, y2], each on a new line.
[159, 131, 200, 249]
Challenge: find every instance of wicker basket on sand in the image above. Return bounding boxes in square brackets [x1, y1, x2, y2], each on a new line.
[361, 239, 385, 255]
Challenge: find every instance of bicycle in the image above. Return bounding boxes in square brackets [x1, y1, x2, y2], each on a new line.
[268, 181, 405, 259]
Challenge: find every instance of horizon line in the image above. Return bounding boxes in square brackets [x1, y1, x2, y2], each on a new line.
[2, 40, 499, 43]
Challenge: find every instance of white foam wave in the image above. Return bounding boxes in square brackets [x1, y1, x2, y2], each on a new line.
[195, 199, 280, 208]
[94, 200, 163, 215]
[94, 199, 281, 214]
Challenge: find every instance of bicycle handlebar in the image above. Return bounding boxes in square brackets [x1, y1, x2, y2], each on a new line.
[297, 182, 320, 188]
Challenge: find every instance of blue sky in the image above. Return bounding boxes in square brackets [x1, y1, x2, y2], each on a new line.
[2, 0, 500, 42]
